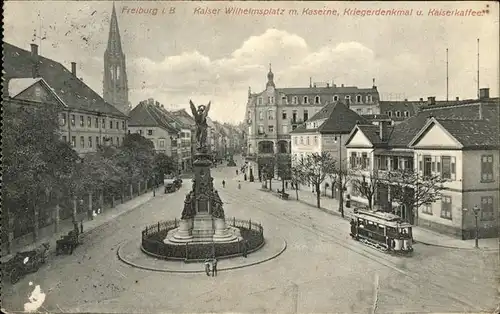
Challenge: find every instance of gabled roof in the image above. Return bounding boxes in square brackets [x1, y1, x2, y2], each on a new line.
[409, 117, 499, 149]
[3, 42, 127, 118]
[344, 123, 393, 148]
[291, 101, 370, 135]
[8, 77, 67, 107]
[128, 102, 179, 133]
[172, 109, 196, 126]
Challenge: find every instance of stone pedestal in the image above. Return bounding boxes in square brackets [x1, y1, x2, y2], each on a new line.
[174, 219, 193, 241]
[165, 150, 240, 244]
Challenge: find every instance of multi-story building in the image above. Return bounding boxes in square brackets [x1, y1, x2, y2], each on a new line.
[3, 42, 128, 156]
[290, 101, 369, 193]
[344, 89, 499, 239]
[128, 100, 180, 157]
[103, 3, 130, 115]
[128, 99, 193, 172]
[245, 65, 380, 180]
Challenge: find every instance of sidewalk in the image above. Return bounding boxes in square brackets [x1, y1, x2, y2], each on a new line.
[1, 190, 157, 263]
[259, 179, 499, 251]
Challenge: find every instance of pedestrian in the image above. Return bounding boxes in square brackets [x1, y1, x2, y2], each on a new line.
[238, 181, 241, 189]
[244, 173, 247, 181]
[222, 180, 226, 188]
[204, 259, 211, 276]
[212, 258, 218, 277]
[80, 220, 84, 234]
[285, 181, 288, 190]
[242, 240, 248, 258]
[236, 169, 239, 175]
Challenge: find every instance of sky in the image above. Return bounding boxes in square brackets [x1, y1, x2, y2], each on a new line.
[4, 1, 499, 123]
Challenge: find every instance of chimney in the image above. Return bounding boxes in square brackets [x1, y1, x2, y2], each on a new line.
[71, 62, 76, 76]
[313, 83, 317, 88]
[341, 84, 344, 87]
[479, 88, 490, 99]
[30, 43, 38, 57]
[30, 43, 39, 78]
[404, 98, 408, 102]
[427, 96, 436, 105]
[326, 83, 330, 88]
[478, 103, 483, 120]
[148, 98, 154, 105]
[309, 77, 312, 88]
[379, 120, 389, 141]
[419, 98, 423, 101]
[456, 96, 459, 101]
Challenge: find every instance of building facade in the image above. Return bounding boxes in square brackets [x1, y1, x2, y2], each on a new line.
[103, 3, 130, 115]
[345, 90, 499, 239]
[245, 65, 380, 180]
[3, 42, 128, 156]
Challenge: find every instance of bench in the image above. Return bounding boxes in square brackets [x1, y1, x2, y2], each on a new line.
[277, 190, 289, 200]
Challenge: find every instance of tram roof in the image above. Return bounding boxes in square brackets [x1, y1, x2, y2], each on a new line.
[354, 210, 412, 228]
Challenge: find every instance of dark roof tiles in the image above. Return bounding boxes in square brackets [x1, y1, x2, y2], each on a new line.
[3, 42, 126, 118]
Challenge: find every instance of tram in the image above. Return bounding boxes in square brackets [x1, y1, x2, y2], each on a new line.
[350, 208, 414, 256]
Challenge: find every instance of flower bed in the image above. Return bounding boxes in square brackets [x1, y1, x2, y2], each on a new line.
[141, 218, 264, 262]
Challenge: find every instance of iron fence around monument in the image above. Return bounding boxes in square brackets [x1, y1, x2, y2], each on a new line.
[141, 217, 264, 262]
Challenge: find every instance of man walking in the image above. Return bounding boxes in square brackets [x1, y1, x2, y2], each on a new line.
[222, 180, 226, 188]
[204, 259, 211, 276]
[212, 258, 218, 277]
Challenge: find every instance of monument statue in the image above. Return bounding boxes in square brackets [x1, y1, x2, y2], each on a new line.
[165, 99, 238, 244]
[190, 100, 211, 150]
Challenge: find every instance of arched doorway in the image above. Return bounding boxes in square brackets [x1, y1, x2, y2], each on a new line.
[277, 140, 288, 154]
[258, 141, 274, 154]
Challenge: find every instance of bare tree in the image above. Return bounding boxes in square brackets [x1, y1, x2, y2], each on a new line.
[351, 170, 382, 210]
[333, 160, 354, 218]
[290, 156, 305, 200]
[384, 168, 446, 224]
[301, 152, 336, 208]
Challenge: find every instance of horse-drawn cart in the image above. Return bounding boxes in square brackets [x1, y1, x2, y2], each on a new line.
[2, 242, 50, 284]
[56, 223, 82, 255]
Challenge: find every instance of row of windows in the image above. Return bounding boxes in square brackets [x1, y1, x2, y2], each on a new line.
[255, 109, 312, 122]
[62, 135, 123, 148]
[134, 129, 155, 136]
[418, 155, 457, 180]
[61, 113, 126, 130]
[293, 135, 319, 146]
[386, 111, 410, 118]
[422, 196, 495, 221]
[257, 94, 374, 105]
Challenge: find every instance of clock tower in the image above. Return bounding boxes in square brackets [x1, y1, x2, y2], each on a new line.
[103, 2, 130, 114]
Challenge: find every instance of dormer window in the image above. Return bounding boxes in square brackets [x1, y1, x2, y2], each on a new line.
[314, 96, 320, 104]
[345, 95, 351, 101]
[404, 111, 409, 117]
[281, 95, 287, 104]
[258, 97, 263, 105]
[268, 96, 275, 104]
[292, 96, 298, 104]
[387, 111, 392, 117]
[396, 111, 401, 117]
[333, 95, 339, 101]
[356, 95, 362, 103]
[366, 95, 373, 103]
[303, 96, 309, 104]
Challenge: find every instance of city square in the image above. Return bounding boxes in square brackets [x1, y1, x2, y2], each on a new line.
[2, 160, 498, 313]
[2, 1, 499, 313]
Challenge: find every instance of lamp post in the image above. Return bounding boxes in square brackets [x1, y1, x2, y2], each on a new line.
[464, 205, 480, 248]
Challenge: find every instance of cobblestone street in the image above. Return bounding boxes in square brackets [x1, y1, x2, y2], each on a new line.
[2, 163, 498, 313]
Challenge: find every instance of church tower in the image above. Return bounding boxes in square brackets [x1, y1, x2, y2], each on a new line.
[103, 2, 130, 114]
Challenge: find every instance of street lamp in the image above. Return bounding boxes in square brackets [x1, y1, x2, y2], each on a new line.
[464, 205, 480, 248]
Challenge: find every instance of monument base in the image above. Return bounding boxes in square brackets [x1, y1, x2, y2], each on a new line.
[165, 216, 240, 244]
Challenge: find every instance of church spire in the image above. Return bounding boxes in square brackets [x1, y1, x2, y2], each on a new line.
[266, 63, 275, 88]
[107, 2, 123, 54]
[103, 2, 129, 114]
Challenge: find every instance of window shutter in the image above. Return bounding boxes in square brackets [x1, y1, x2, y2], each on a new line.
[431, 156, 436, 173]
[418, 154, 423, 175]
[451, 156, 456, 180]
[437, 157, 441, 175]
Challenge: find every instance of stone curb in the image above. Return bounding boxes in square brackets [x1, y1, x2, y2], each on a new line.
[415, 240, 499, 252]
[116, 238, 287, 273]
[257, 188, 499, 252]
